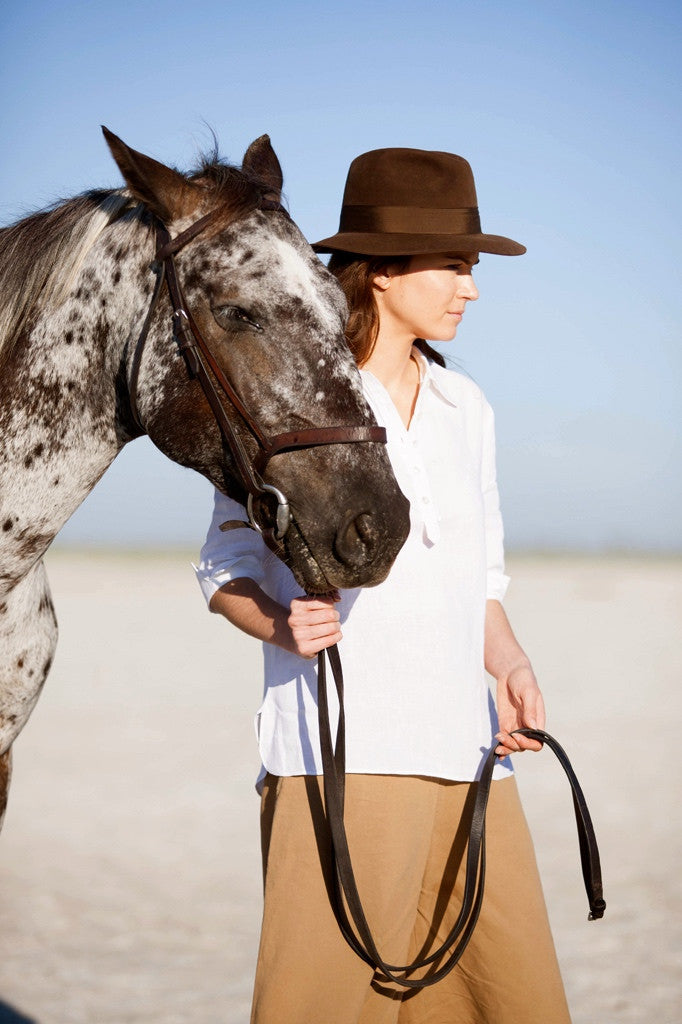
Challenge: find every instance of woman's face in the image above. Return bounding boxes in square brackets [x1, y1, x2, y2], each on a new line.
[374, 253, 479, 343]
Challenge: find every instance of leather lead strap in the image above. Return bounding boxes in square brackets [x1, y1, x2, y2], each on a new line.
[316, 645, 605, 988]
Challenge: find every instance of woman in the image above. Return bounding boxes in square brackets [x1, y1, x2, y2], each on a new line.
[196, 147, 571, 1023]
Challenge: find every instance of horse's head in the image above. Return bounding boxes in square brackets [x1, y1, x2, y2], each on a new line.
[105, 130, 410, 594]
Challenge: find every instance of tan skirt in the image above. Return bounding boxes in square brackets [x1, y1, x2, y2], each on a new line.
[250, 773, 571, 1024]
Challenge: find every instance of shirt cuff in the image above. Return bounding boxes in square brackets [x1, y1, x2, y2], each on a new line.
[486, 572, 511, 603]
[193, 555, 266, 605]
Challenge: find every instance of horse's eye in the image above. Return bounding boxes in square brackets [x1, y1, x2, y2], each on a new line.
[212, 305, 262, 331]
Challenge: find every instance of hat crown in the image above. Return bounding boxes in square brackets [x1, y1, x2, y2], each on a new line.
[343, 148, 478, 209]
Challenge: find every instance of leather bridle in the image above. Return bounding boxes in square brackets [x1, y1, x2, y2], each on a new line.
[128, 201, 386, 551]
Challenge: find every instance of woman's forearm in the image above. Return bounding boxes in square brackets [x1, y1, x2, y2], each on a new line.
[209, 578, 343, 659]
[209, 577, 294, 651]
[484, 599, 545, 754]
[484, 599, 531, 678]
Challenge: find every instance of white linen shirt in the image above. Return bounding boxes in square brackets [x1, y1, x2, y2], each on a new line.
[195, 353, 513, 785]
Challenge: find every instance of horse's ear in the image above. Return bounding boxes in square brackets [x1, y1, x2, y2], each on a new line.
[242, 135, 283, 199]
[102, 126, 200, 223]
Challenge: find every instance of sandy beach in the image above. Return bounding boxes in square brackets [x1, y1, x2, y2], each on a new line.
[0, 551, 680, 1024]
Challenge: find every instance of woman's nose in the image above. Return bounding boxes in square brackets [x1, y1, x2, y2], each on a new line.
[459, 275, 479, 301]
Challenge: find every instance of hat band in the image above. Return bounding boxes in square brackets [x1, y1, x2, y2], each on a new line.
[339, 204, 482, 235]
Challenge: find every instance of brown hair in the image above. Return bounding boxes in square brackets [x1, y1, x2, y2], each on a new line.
[327, 253, 446, 368]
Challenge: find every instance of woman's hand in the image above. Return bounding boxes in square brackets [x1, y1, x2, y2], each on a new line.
[494, 662, 546, 757]
[287, 594, 342, 659]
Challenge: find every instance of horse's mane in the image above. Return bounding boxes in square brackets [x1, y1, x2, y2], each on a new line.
[0, 189, 139, 371]
[0, 154, 267, 373]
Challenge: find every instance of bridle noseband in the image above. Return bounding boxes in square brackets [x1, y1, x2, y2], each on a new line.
[128, 202, 386, 552]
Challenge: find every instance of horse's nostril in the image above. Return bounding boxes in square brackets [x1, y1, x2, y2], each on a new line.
[334, 511, 378, 567]
[354, 512, 375, 546]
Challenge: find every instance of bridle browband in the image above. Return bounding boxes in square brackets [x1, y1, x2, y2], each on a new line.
[128, 201, 386, 551]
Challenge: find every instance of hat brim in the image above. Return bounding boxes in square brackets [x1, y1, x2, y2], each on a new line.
[312, 231, 525, 257]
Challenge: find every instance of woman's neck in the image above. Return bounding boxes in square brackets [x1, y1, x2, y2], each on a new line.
[363, 329, 421, 428]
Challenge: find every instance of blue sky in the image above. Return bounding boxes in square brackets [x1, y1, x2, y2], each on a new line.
[1, 0, 680, 551]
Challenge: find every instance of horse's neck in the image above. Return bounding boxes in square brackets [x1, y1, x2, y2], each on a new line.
[0, 230, 152, 590]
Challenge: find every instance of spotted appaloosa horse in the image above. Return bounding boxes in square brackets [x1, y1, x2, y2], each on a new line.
[0, 129, 410, 826]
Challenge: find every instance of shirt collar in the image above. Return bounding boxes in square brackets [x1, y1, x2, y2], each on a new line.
[412, 348, 459, 409]
[359, 348, 459, 413]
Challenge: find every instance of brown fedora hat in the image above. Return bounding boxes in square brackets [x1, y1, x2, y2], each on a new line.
[313, 147, 525, 257]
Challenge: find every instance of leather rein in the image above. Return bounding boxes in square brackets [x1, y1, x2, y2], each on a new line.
[128, 202, 386, 551]
[316, 644, 606, 988]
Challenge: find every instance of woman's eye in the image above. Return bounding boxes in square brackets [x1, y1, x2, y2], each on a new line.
[212, 305, 262, 331]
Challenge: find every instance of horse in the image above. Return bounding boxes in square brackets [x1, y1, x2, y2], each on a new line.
[0, 128, 410, 827]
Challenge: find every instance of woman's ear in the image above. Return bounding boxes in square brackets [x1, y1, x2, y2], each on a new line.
[372, 258, 409, 292]
[372, 271, 393, 292]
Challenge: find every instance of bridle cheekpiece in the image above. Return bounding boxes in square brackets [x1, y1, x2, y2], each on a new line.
[128, 199, 386, 553]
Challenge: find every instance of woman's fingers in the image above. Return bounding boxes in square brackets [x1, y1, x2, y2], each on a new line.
[494, 730, 521, 756]
[290, 607, 340, 626]
[289, 599, 341, 633]
[495, 729, 543, 757]
[288, 596, 343, 657]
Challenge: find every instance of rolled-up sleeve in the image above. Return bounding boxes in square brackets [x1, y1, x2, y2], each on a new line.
[193, 489, 267, 605]
[481, 398, 511, 602]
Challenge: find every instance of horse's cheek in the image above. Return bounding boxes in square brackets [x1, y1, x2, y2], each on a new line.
[140, 360, 226, 484]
